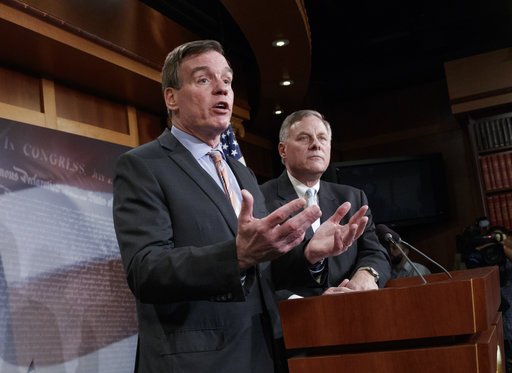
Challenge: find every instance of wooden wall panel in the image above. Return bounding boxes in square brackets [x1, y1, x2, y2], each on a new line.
[137, 110, 164, 145]
[0, 66, 41, 112]
[55, 84, 129, 133]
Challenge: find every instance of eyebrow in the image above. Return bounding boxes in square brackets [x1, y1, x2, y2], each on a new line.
[296, 130, 328, 137]
[190, 66, 234, 76]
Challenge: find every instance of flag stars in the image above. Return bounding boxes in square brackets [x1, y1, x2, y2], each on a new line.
[220, 124, 244, 164]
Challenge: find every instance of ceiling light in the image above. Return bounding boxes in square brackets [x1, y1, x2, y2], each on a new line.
[272, 39, 289, 47]
[274, 108, 283, 115]
[279, 80, 294, 86]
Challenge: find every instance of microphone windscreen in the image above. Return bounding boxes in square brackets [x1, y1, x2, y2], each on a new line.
[375, 224, 401, 243]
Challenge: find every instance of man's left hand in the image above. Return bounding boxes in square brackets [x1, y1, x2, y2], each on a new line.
[323, 269, 378, 294]
[304, 202, 368, 265]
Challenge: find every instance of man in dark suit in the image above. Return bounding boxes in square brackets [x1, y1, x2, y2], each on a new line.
[261, 110, 391, 298]
[113, 41, 369, 372]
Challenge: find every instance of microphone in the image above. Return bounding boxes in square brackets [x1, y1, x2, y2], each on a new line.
[376, 225, 428, 284]
[376, 224, 453, 283]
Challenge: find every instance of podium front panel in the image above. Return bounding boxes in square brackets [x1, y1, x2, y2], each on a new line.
[286, 313, 505, 373]
[279, 267, 501, 349]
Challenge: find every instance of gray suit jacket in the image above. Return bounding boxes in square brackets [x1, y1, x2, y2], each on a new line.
[113, 130, 301, 372]
[260, 171, 391, 297]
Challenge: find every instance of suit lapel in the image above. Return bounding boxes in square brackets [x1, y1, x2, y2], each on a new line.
[158, 131, 238, 234]
[318, 181, 338, 222]
[226, 156, 250, 191]
[318, 181, 351, 225]
[276, 171, 299, 206]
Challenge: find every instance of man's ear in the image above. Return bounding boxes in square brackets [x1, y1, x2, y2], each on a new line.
[164, 88, 178, 111]
[278, 142, 286, 161]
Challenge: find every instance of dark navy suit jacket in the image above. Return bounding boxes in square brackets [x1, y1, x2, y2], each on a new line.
[261, 171, 391, 298]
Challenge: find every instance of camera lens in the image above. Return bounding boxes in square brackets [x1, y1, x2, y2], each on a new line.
[482, 244, 505, 265]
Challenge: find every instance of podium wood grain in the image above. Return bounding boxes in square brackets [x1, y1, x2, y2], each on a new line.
[279, 266, 504, 373]
[287, 315, 502, 373]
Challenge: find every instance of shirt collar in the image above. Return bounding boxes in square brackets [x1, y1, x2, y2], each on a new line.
[287, 170, 320, 198]
[171, 126, 223, 160]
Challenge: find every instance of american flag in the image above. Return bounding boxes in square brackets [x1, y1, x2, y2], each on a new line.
[221, 124, 246, 165]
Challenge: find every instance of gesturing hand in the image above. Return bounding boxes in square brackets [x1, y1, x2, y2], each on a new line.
[236, 189, 321, 269]
[304, 202, 368, 265]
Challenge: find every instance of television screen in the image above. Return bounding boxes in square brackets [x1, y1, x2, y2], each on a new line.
[328, 153, 448, 227]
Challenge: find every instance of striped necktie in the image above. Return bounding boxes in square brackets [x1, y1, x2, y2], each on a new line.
[305, 188, 317, 207]
[305, 188, 320, 231]
[209, 151, 241, 215]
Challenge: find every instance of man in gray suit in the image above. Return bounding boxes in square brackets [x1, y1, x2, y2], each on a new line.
[261, 110, 391, 298]
[113, 41, 369, 372]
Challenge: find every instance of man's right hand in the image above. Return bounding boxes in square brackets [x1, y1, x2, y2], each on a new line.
[236, 189, 321, 269]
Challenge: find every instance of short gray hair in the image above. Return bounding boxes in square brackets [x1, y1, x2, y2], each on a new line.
[279, 110, 332, 142]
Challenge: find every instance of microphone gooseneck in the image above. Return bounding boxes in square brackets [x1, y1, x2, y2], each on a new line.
[376, 224, 452, 283]
[400, 239, 452, 279]
[387, 236, 427, 284]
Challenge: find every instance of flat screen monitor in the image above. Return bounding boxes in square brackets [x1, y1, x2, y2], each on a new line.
[328, 153, 449, 228]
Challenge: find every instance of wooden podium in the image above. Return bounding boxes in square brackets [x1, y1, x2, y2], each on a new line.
[279, 266, 505, 373]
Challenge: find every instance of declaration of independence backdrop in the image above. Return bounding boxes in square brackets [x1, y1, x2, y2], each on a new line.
[0, 118, 137, 372]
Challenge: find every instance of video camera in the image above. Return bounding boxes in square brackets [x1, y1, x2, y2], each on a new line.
[456, 217, 508, 268]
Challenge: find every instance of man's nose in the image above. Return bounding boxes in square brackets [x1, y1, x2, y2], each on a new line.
[213, 78, 229, 95]
[310, 137, 322, 148]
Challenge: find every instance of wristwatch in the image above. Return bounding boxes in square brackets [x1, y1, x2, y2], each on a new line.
[358, 266, 380, 283]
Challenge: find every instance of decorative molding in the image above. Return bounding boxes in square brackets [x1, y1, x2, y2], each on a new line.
[0, 101, 45, 126]
[445, 47, 512, 115]
[41, 78, 57, 129]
